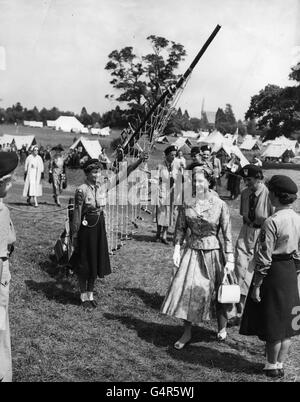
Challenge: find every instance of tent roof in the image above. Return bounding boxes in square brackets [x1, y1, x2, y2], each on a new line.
[13, 135, 36, 150]
[0, 134, 15, 144]
[55, 116, 84, 129]
[240, 136, 259, 150]
[199, 130, 225, 145]
[70, 136, 102, 158]
[262, 144, 294, 158]
[182, 131, 199, 139]
[215, 143, 249, 167]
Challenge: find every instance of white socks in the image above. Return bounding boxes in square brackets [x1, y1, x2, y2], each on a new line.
[80, 293, 88, 302]
[80, 292, 94, 302]
[87, 292, 94, 301]
[263, 362, 283, 370]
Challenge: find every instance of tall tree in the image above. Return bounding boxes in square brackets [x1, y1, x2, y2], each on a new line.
[105, 36, 186, 123]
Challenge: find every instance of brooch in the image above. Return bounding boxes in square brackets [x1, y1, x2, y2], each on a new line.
[82, 218, 88, 226]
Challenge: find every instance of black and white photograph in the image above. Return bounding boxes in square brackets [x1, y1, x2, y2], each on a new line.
[0, 0, 300, 385]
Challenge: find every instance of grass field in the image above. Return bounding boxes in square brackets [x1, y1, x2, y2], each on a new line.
[2, 125, 300, 382]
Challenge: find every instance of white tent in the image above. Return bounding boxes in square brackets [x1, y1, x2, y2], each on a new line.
[0, 134, 15, 145]
[90, 128, 101, 135]
[261, 144, 295, 159]
[198, 130, 224, 145]
[81, 127, 90, 134]
[47, 120, 57, 128]
[99, 126, 110, 136]
[13, 135, 36, 150]
[182, 130, 199, 139]
[156, 135, 170, 144]
[240, 135, 260, 151]
[55, 116, 84, 133]
[172, 137, 191, 153]
[70, 137, 102, 159]
[24, 121, 43, 128]
[214, 143, 249, 167]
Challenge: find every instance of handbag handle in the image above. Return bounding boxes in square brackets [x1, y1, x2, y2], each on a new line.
[221, 271, 235, 285]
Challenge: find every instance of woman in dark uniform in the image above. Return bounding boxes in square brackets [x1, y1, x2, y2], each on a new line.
[240, 175, 300, 378]
[71, 153, 148, 309]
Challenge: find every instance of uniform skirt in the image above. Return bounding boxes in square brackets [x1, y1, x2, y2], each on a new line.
[240, 256, 300, 342]
[74, 212, 111, 280]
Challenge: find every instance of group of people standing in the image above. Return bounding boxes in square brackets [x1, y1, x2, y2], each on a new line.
[22, 145, 67, 207]
[158, 148, 300, 378]
[1, 141, 300, 381]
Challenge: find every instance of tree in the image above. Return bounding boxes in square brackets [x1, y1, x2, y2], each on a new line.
[105, 36, 186, 125]
[80, 107, 93, 126]
[245, 84, 300, 139]
[215, 107, 226, 133]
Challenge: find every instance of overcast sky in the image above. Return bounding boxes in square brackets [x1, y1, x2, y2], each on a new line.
[0, 0, 299, 120]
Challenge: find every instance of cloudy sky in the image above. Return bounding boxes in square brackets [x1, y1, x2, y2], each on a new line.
[0, 0, 299, 120]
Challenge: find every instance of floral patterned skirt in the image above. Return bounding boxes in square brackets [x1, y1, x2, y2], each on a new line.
[161, 248, 236, 324]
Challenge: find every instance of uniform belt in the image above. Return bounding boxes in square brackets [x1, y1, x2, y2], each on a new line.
[272, 253, 293, 261]
[0, 257, 8, 261]
[86, 210, 103, 216]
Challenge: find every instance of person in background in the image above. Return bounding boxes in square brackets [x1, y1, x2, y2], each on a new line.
[49, 144, 66, 207]
[226, 154, 241, 199]
[0, 151, 18, 382]
[234, 164, 273, 319]
[161, 164, 235, 348]
[98, 147, 110, 170]
[200, 145, 214, 171]
[252, 155, 262, 167]
[155, 145, 178, 244]
[210, 152, 223, 190]
[190, 146, 203, 165]
[240, 175, 300, 378]
[23, 145, 44, 207]
[173, 149, 186, 172]
[71, 152, 148, 309]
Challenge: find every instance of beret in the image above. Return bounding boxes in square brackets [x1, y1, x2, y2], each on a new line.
[240, 164, 262, 178]
[190, 146, 201, 155]
[267, 175, 298, 194]
[0, 152, 18, 178]
[200, 145, 212, 152]
[164, 145, 177, 155]
[83, 158, 102, 171]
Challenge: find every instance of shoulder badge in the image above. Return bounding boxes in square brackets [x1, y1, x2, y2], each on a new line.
[243, 169, 248, 177]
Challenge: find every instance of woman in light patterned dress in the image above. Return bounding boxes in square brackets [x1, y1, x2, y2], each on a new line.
[161, 163, 236, 349]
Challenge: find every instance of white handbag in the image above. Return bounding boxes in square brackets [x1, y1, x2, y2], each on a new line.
[218, 272, 241, 304]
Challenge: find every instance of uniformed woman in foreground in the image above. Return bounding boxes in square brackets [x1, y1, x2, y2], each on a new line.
[0, 151, 18, 382]
[240, 175, 300, 378]
[71, 153, 148, 309]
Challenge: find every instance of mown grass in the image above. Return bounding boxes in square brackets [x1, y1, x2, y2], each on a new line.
[5, 172, 300, 382]
[2, 125, 300, 382]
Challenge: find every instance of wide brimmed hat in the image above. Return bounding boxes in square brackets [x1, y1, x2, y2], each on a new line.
[240, 164, 262, 178]
[0, 152, 18, 178]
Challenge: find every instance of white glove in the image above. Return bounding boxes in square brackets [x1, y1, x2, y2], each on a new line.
[224, 253, 235, 272]
[173, 244, 181, 268]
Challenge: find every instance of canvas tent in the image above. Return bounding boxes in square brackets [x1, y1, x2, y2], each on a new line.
[261, 144, 295, 161]
[70, 137, 102, 159]
[99, 126, 110, 136]
[172, 137, 191, 154]
[198, 130, 225, 146]
[13, 135, 36, 150]
[55, 116, 84, 133]
[156, 135, 170, 144]
[214, 143, 249, 167]
[47, 120, 56, 128]
[0, 134, 15, 146]
[182, 130, 199, 139]
[240, 135, 260, 151]
[24, 121, 43, 128]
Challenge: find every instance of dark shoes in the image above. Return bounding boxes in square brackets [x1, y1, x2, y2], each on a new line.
[90, 300, 98, 308]
[161, 238, 169, 245]
[264, 368, 285, 378]
[81, 300, 97, 309]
